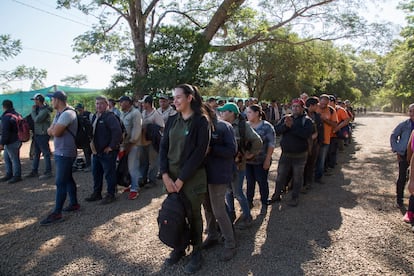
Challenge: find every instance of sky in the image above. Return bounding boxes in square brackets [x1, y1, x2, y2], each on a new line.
[0, 0, 408, 92]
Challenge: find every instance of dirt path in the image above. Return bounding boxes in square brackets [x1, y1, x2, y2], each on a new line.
[0, 112, 413, 275]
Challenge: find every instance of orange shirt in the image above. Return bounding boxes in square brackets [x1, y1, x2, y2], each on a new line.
[331, 106, 350, 138]
[316, 105, 338, 144]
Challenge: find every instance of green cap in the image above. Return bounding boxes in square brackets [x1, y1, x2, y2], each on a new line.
[217, 102, 240, 115]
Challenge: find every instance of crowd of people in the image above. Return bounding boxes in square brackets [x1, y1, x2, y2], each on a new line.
[1, 86, 363, 274]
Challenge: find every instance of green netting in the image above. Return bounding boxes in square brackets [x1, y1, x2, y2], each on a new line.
[0, 85, 103, 117]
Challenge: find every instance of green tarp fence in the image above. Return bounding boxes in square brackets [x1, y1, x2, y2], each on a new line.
[0, 85, 102, 117]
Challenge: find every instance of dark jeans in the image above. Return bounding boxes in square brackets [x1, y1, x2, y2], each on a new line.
[54, 155, 77, 214]
[246, 163, 270, 206]
[92, 150, 118, 196]
[275, 152, 307, 200]
[396, 155, 409, 205]
[32, 134, 52, 173]
[408, 195, 414, 212]
[327, 137, 340, 169]
[315, 144, 329, 180]
[304, 143, 320, 186]
[4, 140, 22, 177]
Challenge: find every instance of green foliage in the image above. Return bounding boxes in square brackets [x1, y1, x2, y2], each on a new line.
[0, 34, 22, 61]
[1, 65, 47, 90]
[61, 74, 88, 87]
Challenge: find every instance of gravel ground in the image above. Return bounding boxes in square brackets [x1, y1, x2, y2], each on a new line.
[1, 112, 414, 276]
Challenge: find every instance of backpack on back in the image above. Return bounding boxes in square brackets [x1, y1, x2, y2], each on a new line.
[157, 192, 192, 250]
[64, 108, 93, 149]
[7, 113, 31, 142]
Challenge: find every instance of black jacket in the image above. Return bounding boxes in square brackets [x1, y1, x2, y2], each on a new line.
[1, 109, 20, 145]
[92, 111, 123, 154]
[159, 113, 210, 183]
[275, 114, 314, 154]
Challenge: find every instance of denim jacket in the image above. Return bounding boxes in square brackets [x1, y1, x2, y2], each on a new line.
[390, 119, 413, 156]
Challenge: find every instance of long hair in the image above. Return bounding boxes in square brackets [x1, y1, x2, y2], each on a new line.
[248, 104, 266, 120]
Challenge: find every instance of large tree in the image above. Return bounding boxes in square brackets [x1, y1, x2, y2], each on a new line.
[0, 35, 22, 61]
[58, 0, 389, 96]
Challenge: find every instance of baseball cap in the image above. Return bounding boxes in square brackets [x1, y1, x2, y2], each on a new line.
[139, 95, 153, 104]
[46, 90, 67, 102]
[217, 102, 240, 115]
[31, 93, 45, 101]
[329, 95, 336, 102]
[158, 94, 169, 100]
[292, 98, 305, 107]
[117, 95, 133, 103]
[75, 103, 84, 110]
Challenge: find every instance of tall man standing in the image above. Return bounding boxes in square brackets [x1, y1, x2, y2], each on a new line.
[390, 103, 414, 208]
[40, 91, 79, 225]
[119, 95, 142, 200]
[85, 96, 123, 204]
[25, 93, 53, 180]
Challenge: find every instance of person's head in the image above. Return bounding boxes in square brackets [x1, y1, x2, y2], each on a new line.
[159, 94, 170, 110]
[300, 92, 308, 102]
[291, 98, 305, 116]
[218, 102, 240, 123]
[47, 91, 67, 110]
[409, 103, 414, 121]
[75, 103, 85, 113]
[95, 95, 109, 114]
[237, 99, 244, 109]
[246, 104, 265, 123]
[270, 99, 277, 107]
[108, 99, 116, 109]
[328, 95, 336, 107]
[118, 95, 133, 112]
[173, 84, 204, 114]
[139, 95, 154, 110]
[319, 94, 330, 110]
[31, 93, 45, 106]
[207, 97, 218, 109]
[306, 96, 319, 113]
[2, 99, 13, 111]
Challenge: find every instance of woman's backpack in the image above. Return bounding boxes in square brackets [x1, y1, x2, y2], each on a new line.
[157, 192, 192, 250]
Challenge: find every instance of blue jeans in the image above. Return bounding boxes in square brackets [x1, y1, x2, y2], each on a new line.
[128, 145, 141, 192]
[138, 144, 158, 183]
[32, 134, 52, 173]
[315, 143, 329, 180]
[246, 163, 270, 206]
[225, 169, 251, 219]
[4, 140, 22, 177]
[54, 155, 77, 214]
[92, 150, 118, 196]
[275, 152, 307, 199]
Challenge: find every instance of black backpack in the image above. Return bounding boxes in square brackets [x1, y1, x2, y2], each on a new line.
[157, 192, 192, 250]
[64, 108, 93, 149]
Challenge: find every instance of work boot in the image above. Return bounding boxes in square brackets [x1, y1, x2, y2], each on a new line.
[184, 250, 202, 274]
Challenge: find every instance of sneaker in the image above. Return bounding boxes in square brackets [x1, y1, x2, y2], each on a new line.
[38, 172, 53, 181]
[128, 191, 138, 200]
[40, 213, 63, 226]
[123, 187, 131, 193]
[62, 204, 80, 212]
[85, 192, 102, 202]
[184, 250, 202, 274]
[201, 237, 219, 249]
[287, 197, 299, 207]
[403, 211, 414, 223]
[164, 249, 185, 266]
[100, 194, 116, 205]
[220, 247, 236, 262]
[24, 171, 38, 178]
[7, 176, 22, 184]
[0, 175, 12, 182]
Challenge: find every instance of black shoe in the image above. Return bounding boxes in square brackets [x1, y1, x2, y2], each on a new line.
[24, 171, 38, 178]
[85, 192, 102, 202]
[201, 237, 219, 250]
[100, 194, 115, 205]
[7, 176, 22, 184]
[184, 250, 202, 274]
[0, 175, 12, 182]
[164, 249, 185, 266]
[267, 194, 281, 205]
